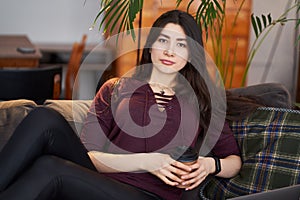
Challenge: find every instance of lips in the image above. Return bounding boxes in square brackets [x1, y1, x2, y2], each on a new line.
[160, 59, 175, 65]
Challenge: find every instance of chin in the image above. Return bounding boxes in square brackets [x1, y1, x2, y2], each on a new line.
[156, 65, 179, 74]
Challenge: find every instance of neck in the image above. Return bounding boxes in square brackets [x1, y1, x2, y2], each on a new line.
[149, 67, 177, 87]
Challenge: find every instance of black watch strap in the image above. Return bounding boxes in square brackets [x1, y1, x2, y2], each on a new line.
[211, 157, 221, 176]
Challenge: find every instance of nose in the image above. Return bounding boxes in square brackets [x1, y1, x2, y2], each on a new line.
[163, 48, 175, 57]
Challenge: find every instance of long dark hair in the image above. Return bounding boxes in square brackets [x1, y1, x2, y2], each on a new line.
[134, 10, 215, 134]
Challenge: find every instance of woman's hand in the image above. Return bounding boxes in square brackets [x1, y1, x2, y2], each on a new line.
[89, 150, 241, 190]
[142, 153, 193, 187]
[89, 151, 193, 186]
[177, 157, 214, 190]
[179, 155, 242, 190]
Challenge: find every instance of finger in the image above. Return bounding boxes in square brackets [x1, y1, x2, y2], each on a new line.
[181, 170, 207, 186]
[180, 170, 207, 185]
[160, 168, 183, 185]
[166, 174, 182, 184]
[169, 165, 190, 177]
[171, 161, 193, 172]
[185, 170, 207, 191]
[189, 162, 200, 170]
[164, 170, 184, 183]
[180, 167, 202, 180]
[160, 176, 178, 186]
[158, 172, 180, 186]
[185, 178, 204, 191]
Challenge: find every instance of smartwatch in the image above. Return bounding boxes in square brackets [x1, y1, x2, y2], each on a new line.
[211, 157, 221, 176]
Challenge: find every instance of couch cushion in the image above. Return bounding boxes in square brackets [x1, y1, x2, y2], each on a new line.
[228, 83, 292, 108]
[203, 107, 300, 199]
[0, 99, 37, 151]
[43, 100, 92, 136]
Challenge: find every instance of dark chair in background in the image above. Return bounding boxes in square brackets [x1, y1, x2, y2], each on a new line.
[0, 65, 62, 104]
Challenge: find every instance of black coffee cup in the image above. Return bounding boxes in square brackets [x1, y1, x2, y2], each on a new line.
[170, 146, 198, 163]
[177, 146, 199, 165]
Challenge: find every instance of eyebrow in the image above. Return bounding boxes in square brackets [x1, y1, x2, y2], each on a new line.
[159, 33, 187, 41]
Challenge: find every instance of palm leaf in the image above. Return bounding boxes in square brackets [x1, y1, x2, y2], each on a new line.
[176, 0, 183, 8]
[194, 0, 224, 40]
[256, 16, 262, 33]
[92, 1, 112, 30]
[94, 0, 143, 41]
[103, 1, 126, 33]
[251, 13, 275, 38]
[267, 13, 272, 24]
[212, 0, 223, 15]
[110, 2, 129, 34]
[250, 14, 258, 37]
[186, 0, 195, 12]
[262, 14, 267, 28]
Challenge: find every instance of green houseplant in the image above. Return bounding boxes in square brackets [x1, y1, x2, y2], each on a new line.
[90, 0, 300, 88]
[246, 1, 300, 86]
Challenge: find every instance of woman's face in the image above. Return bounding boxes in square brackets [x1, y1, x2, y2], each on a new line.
[150, 23, 189, 74]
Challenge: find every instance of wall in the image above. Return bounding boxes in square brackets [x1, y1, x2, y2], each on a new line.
[0, 0, 299, 100]
[248, 0, 299, 100]
[0, 0, 102, 44]
[0, 0, 108, 100]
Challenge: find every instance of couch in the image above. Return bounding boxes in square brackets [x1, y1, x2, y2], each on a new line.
[0, 83, 299, 199]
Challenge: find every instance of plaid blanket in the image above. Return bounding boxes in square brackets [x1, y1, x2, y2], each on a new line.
[203, 107, 300, 199]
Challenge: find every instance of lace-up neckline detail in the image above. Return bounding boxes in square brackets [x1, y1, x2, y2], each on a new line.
[148, 82, 175, 112]
[154, 92, 174, 111]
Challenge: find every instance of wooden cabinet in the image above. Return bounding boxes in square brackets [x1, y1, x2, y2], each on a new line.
[0, 35, 42, 68]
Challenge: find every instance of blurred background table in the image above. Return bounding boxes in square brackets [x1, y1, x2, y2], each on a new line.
[0, 35, 42, 68]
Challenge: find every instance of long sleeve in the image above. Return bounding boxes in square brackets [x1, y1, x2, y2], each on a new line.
[80, 78, 118, 151]
[211, 121, 240, 158]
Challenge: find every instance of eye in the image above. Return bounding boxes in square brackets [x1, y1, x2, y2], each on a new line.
[177, 42, 187, 48]
[158, 38, 168, 43]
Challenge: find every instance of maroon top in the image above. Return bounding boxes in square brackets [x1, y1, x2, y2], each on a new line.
[80, 78, 240, 200]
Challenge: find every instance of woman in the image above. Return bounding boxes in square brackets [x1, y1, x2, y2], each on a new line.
[0, 10, 241, 200]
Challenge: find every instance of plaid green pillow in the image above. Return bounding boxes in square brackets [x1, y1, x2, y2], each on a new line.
[203, 107, 300, 199]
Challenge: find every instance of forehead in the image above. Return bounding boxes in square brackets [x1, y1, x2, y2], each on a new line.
[160, 23, 186, 39]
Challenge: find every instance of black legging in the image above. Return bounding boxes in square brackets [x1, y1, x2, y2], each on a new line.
[0, 107, 162, 200]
